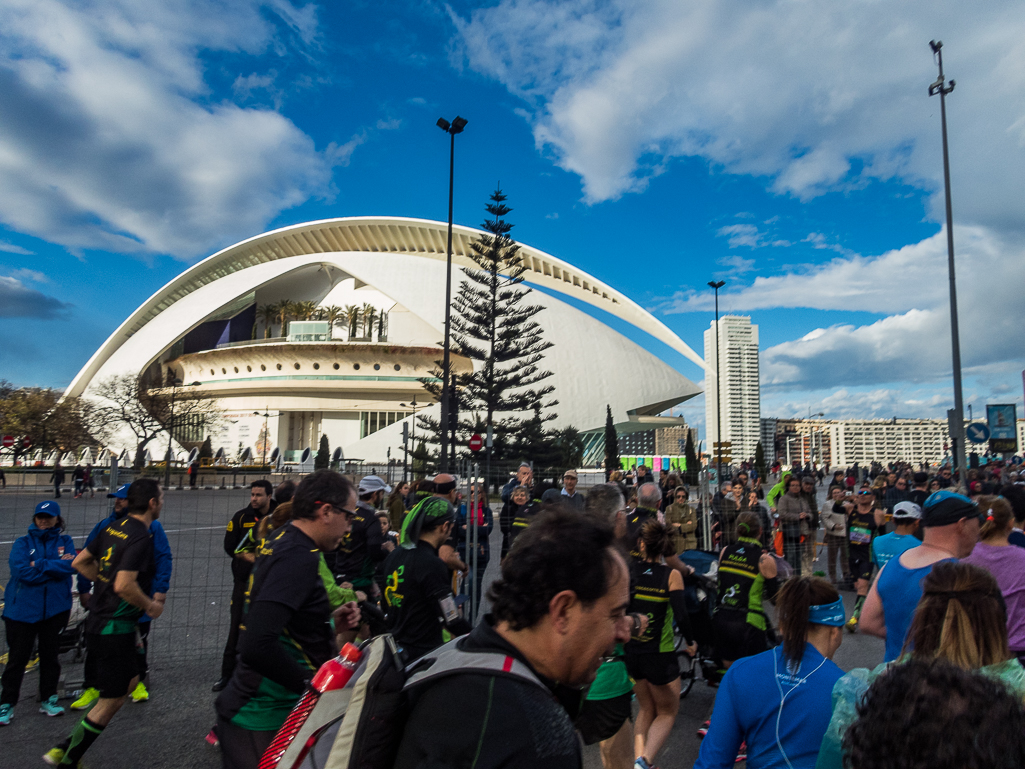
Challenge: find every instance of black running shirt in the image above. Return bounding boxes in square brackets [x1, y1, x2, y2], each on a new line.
[84, 515, 154, 636]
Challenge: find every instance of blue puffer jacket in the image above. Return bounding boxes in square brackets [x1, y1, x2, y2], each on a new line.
[4, 523, 77, 623]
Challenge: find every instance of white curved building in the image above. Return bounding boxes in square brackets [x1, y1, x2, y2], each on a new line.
[68, 217, 703, 463]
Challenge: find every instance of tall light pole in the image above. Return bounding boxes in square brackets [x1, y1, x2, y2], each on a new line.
[929, 40, 967, 482]
[808, 408, 825, 466]
[708, 280, 726, 483]
[436, 115, 468, 473]
[253, 407, 272, 466]
[400, 397, 424, 478]
[164, 377, 183, 490]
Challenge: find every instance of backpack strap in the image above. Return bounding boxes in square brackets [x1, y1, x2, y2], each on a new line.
[403, 637, 548, 693]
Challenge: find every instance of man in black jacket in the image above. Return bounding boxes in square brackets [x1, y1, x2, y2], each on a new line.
[393, 508, 632, 769]
[213, 480, 273, 691]
[215, 470, 360, 769]
[322, 475, 387, 594]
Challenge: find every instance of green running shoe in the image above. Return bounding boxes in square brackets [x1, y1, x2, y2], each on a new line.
[71, 688, 99, 710]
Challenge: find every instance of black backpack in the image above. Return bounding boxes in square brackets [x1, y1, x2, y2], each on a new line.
[265, 634, 546, 769]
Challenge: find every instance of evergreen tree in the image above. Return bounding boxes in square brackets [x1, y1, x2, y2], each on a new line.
[419, 188, 557, 463]
[684, 430, 698, 485]
[603, 405, 620, 480]
[411, 438, 432, 477]
[199, 436, 213, 461]
[315, 434, 330, 470]
[754, 441, 767, 485]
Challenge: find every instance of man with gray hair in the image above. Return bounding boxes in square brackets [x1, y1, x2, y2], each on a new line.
[501, 462, 533, 504]
[627, 483, 693, 577]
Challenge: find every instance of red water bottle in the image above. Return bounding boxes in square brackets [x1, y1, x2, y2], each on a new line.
[258, 643, 362, 769]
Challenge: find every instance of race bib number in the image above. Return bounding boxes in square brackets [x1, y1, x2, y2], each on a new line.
[849, 525, 872, 546]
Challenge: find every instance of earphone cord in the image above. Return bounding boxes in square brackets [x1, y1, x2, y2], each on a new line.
[773, 646, 828, 769]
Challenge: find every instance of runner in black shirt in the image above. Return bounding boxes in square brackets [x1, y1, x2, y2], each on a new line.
[215, 480, 273, 691]
[45, 479, 163, 769]
[215, 470, 360, 769]
[384, 496, 471, 662]
[322, 476, 386, 591]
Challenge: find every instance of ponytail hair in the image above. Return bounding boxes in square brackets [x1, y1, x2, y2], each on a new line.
[639, 519, 674, 560]
[977, 495, 1013, 540]
[735, 511, 762, 539]
[776, 577, 840, 668]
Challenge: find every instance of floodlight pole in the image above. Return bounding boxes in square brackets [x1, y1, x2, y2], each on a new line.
[437, 116, 467, 474]
[164, 378, 182, 490]
[929, 41, 967, 483]
[708, 281, 726, 484]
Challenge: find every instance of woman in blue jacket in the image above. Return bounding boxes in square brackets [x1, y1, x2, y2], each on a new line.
[0, 501, 77, 724]
[695, 576, 846, 768]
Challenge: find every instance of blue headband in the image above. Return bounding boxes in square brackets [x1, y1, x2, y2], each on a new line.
[807, 597, 846, 627]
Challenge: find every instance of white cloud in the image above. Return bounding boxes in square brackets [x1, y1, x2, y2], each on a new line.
[715, 254, 755, 274]
[0, 0, 336, 260]
[451, 0, 1025, 233]
[0, 240, 33, 255]
[716, 224, 760, 249]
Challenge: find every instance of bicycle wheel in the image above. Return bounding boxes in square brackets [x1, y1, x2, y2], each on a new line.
[678, 650, 698, 698]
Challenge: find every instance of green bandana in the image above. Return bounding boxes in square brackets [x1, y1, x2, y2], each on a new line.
[399, 496, 454, 549]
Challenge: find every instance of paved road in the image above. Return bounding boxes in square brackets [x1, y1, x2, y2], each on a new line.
[0, 485, 885, 768]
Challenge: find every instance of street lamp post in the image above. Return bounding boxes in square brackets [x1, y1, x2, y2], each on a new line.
[253, 408, 272, 467]
[436, 115, 468, 474]
[808, 409, 825, 467]
[400, 397, 424, 479]
[707, 281, 726, 483]
[929, 40, 967, 483]
[164, 378, 183, 490]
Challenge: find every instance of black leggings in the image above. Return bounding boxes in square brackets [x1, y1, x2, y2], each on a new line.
[1, 610, 70, 705]
[217, 718, 276, 769]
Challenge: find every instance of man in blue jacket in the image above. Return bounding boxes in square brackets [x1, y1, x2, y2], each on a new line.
[70, 483, 172, 710]
[0, 501, 77, 725]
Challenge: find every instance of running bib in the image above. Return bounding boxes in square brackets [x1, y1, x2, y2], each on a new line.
[849, 525, 872, 546]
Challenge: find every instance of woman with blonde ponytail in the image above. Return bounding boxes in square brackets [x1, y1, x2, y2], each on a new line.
[964, 495, 1025, 662]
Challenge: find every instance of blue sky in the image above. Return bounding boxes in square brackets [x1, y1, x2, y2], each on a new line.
[1, 0, 1024, 437]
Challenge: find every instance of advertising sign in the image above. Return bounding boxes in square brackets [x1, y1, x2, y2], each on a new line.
[987, 404, 1018, 453]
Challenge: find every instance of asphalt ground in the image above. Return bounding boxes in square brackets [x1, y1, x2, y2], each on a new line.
[0, 485, 885, 769]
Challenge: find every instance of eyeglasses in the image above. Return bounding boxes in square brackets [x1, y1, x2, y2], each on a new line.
[317, 501, 357, 522]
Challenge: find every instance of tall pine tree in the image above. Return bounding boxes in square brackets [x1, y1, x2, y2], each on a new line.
[420, 188, 557, 461]
[604, 405, 620, 479]
[684, 430, 699, 485]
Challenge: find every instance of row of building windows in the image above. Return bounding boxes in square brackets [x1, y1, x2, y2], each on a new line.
[360, 411, 409, 439]
[205, 362, 405, 376]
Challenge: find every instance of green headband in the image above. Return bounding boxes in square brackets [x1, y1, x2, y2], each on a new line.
[399, 496, 454, 549]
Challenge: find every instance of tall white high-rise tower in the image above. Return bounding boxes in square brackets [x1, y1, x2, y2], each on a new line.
[704, 315, 761, 464]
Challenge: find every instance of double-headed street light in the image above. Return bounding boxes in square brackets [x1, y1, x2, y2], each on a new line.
[253, 408, 274, 467]
[928, 40, 967, 483]
[707, 280, 726, 484]
[808, 409, 825, 466]
[436, 116, 467, 474]
[400, 397, 425, 481]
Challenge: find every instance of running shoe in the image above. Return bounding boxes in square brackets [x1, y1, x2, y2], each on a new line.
[25, 655, 39, 672]
[697, 719, 711, 738]
[846, 616, 859, 634]
[131, 681, 149, 703]
[39, 695, 65, 717]
[735, 740, 748, 763]
[0, 703, 12, 726]
[71, 688, 100, 710]
[42, 747, 64, 766]
[205, 728, 220, 747]
[633, 759, 654, 769]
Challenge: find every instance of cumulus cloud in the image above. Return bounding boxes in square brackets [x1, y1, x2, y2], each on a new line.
[0, 275, 70, 318]
[0, 0, 337, 260]
[451, 0, 1025, 232]
[0, 240, 33, 255]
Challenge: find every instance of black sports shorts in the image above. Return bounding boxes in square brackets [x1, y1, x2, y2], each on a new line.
[625, 651, 680, 686]
[849, 545, 873, 582]
[713, 610, 771, 664]
[576, 692, 633, 745]
[88, 632, 140, 699]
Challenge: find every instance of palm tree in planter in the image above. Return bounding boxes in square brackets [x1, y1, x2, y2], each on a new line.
[344, 304, 361, 341]
[361, 303, 377, 341]
[257, 305, 278, 339]
[320, 306, 345, 338]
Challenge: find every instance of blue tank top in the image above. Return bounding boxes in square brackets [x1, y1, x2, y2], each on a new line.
[876, 553, 955, 661]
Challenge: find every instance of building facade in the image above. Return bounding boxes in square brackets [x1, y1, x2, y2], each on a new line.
[704, 316, 760, 464]
[68, 217, 704, 463]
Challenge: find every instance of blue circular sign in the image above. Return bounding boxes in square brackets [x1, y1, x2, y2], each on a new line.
[966, 422, 990, 444]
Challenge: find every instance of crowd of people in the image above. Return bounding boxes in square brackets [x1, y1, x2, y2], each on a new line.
[2, 455, 1025, 769]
